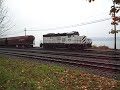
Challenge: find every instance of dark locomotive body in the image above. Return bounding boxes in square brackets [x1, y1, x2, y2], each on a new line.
[41, 31, 92, 50]
[0, 35, 35, 48]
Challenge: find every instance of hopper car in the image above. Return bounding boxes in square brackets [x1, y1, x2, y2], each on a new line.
[0, 35, 35, 48]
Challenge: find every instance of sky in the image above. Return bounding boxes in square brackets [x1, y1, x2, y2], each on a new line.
[4, 0, 120, 46]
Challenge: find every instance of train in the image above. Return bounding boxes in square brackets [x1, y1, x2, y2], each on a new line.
[40, 31, 92, 50]
[0, 35, 35, 48]
[0, 31, 92, 50]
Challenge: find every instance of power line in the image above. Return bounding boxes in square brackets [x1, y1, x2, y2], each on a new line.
[27, 17, 111, 31]
[29, 12, 110, 30]
[7, 30, 24, 37]
[6, 17, 112, 36]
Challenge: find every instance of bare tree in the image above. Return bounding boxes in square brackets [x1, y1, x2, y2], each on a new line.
[0, 0, 13, 38]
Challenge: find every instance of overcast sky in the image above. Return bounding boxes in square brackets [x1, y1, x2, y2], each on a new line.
[4, 0, 120, 45]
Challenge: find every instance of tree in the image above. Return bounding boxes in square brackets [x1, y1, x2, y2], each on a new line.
[0, 0, 12, 38]
[87, 0, 120, 4]
[87, 0, 120, 50]
[109, 0, 120, 50]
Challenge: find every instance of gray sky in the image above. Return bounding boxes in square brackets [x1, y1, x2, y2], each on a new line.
[4, 0, 120, 45]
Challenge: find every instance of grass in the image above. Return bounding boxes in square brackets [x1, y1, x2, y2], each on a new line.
[0, 55, 120, 90]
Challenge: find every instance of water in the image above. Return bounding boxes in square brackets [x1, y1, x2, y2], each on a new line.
[91, 37, 120, 49]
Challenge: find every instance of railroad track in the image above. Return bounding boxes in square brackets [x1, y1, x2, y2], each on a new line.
[0, 48, 120, 72]
[84, 49, 120, 55]
[0, 48, 120, 61]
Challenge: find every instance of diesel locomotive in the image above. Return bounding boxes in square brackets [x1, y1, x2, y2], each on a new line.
[41, 31, 92, 50]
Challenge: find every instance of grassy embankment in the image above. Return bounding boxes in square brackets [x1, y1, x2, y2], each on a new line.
[0, 55, 120, 90]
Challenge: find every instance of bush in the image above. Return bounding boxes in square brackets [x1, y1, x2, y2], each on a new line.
[92, 45, 110, 50]
[98, 45, 110, 50]
[92, 45, 97, 49]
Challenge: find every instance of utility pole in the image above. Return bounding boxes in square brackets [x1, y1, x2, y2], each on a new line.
[24, 28, 26, 36]
[113, 2, 117, 50]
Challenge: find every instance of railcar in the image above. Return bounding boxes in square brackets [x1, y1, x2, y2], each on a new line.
[41, 31, 92, 50]
[0, 35, 35, 48]
[0, 38, 7, 47]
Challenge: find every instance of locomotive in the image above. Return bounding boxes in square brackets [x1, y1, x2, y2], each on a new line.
[41, 31, 92, 50]
[0, 35, 35, 48]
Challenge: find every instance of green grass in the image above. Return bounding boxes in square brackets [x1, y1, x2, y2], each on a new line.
[0, 55, 120, 90]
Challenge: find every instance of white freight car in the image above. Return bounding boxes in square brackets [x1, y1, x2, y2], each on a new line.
[41, 31, 92, 50]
